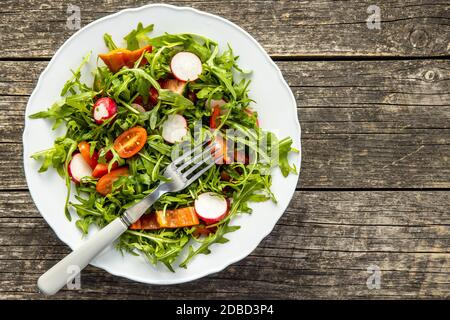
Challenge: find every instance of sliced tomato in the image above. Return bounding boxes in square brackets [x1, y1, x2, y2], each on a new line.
[149, 86, 159, 106]
[98, 148, 114, 162]
[99, 45, 152, 73]
[133, 86, 159, 109]
[92, 162, 119, 178]
[210, 106, 221, 129]
[113, 126, 148, 158]
[78, 141, 98, 169]
[95, 167, 129, 196]
[133, 95, 144, 106]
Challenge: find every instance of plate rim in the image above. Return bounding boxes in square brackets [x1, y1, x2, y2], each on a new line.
[23, 3, 302, 284]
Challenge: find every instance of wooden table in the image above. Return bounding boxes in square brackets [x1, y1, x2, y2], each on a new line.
[1, 0, 449, 299]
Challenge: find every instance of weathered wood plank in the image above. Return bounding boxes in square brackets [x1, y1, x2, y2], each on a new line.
[1, 60, 449, 189]
[0, 190, 449, 299]
[5, 132, 449, 190]
[0, 0, 449, 58]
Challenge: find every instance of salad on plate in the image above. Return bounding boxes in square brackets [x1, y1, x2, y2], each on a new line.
[30, 23, 297, 271]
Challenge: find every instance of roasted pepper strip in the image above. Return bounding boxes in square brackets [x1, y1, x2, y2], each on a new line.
[99, 45, 152, 73]
[129, 207, 199, 230]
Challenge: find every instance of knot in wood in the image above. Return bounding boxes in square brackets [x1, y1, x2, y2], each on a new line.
[409, 29, 429, 48]
[423, 70, 437, 82]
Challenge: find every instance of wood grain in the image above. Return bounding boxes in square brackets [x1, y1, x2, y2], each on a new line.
[1, 60, 449, 189]
[0, 190, 449, 299]
[0, 0, 449, 58]
[1, 0, 449, 300]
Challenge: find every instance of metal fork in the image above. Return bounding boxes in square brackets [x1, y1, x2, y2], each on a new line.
[37, 140, 219, 295]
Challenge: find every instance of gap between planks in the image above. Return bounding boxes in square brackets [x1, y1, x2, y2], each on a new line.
[1, 55, 450, 62]
[1, 188, 450, 193]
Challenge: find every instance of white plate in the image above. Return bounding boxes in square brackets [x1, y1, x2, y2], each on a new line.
[23, 4, 301, 284]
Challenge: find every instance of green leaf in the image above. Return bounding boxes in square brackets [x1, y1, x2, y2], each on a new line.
[209, 66, 236, 100]
[28, 25, 298, 271]
[61, 52, 92, 96]
[277, 137, 297, 177]
[179, 223, 240, 268]
[158, 89, 193, 110]
[103, 33, 118, 51]
[124, 22, 154, 50]
[76, 217, 95, 235]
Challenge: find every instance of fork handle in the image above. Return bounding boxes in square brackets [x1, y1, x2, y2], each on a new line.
[37, 217, 128, 295]
[38, 183, 169, 295]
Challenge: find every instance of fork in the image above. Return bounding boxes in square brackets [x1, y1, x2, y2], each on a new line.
[37, 140, 219, 295]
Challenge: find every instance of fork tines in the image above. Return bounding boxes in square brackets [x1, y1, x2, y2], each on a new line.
[172, 139, 223, 183]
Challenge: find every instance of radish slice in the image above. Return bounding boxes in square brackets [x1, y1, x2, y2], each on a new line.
[93, 97, 117, 124]
[162, 114, 188, 143]
[207, 99, 227, 109]
[131, 103, 146, 113]
[171, 52, 203, 81]
[207, 99, 229, 115]
[194, 192, 228, 224]
[161, 78, 187, 95]
[68, 153, 93, 183]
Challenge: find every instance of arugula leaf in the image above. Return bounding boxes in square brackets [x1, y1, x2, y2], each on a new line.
[124, 22, 154, 50]
[103, 33, 118, 51]
[276, 137, 298, 177]
[179, 223, 240, 268]
[158, 89, 194, 110]
[61, 52, 92, 96]
[29, 25, 298, 271]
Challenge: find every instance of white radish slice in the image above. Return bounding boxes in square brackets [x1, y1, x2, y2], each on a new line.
[194, 192, 228, 224]
[93, 97, 118, 124]
[206, 99, 227, 109]
[207, 99, 229, 115]
[162, 114, 188, 143]
[131, 103, 146, 113]
[69, 153, 93, 183]
[171, 52, 203, 81]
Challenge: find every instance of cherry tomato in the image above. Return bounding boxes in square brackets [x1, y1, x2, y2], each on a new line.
[149, 86, 159, 106]
[113, 126, 148, 158]
[98, 149, 114, 162]
[96, 167, 129, 196]
[210, 106, 221, 129]
[92, 162, 119, 178]
[133, 96, 144, 106]
[78, 141, 98, 169]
